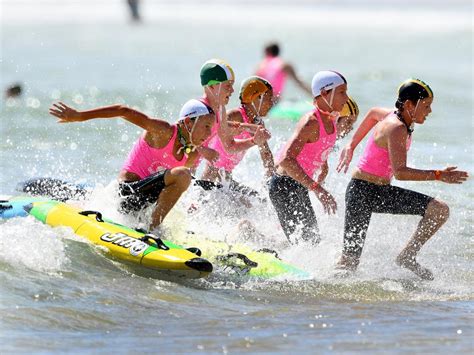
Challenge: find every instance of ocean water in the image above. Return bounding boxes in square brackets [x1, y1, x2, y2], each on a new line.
[1, 0, 473, 353]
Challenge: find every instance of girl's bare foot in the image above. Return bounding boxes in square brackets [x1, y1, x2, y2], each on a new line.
[396, 254, 434, 281]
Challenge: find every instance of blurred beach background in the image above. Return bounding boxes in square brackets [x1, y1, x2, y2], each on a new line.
[1, 0, 473, 353]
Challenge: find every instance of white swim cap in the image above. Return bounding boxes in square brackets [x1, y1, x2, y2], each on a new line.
[179, 99, 214, 120]
[311, 71, 347, 97]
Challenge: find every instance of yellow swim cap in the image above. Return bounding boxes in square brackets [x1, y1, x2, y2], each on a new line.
[239, 76, 273, 104]
[340, 97, 359, 117]
[397, 78, 433, 102]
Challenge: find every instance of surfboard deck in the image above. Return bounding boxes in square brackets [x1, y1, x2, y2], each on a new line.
[1, 198, 213, 279]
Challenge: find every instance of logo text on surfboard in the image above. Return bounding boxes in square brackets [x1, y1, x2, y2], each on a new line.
[100, 232, 148, 256]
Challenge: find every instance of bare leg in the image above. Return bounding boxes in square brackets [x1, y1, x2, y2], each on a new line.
[396, 199, 450, 280]
[150, 167, 191, 229]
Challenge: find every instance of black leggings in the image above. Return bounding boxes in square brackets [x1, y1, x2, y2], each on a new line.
[118, 170, 168, 212]
[268, 174, 319, 244]
[343, 178, 433, 260]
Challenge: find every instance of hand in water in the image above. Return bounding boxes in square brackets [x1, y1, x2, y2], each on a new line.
[337, 145, 354, 173]
[49, 102, 82, 123]
[253, 126, 271, 146]
[439, 166, 469, 184]
[314, 186, 337, 214]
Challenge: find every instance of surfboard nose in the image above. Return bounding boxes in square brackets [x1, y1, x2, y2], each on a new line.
[185, 258, 213, 273]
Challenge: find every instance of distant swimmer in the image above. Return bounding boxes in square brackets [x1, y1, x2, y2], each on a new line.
[49, 99, 216, 232]
[127, 0, 141, 22]
[255, 42, 312, 102]
[336, 79, 469, 280]
[202, 76, 274, 199]
[268, 71, 349, 244]
[5, 83, 22, 98]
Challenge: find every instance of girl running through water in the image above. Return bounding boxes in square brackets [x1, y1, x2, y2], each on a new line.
[336, 79, 468, 280]
[194, 59, 236, 163]
[315, 97, 360, 184]
[202, 76, 275, 197]
[200, 60, 271, 168]
[49, 99, 216, 231]
[269, 70, 349, 244]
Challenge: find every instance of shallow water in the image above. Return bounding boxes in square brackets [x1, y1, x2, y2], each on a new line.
[1, 0, 473, 353]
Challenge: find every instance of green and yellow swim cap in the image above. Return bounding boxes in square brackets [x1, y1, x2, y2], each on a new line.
[239, 76, 272, 104]
[200, 59, 235, 87]
[340, 97, 359, 117]
[397, 79, 433, 102]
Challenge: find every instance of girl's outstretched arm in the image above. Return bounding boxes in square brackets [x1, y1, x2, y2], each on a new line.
[49, 102, 170, 133]
[388, 125, 469, 183]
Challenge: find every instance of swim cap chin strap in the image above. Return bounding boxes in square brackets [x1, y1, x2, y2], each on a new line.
[318, 96, 340, 122]
[319, 88, 340, 119]
[250, 94, 265, 121]
[206, 82, 224, 123]
[396, 99, 419, 135]
[406, 99, 420, 133]
[177, 120, 198, 155]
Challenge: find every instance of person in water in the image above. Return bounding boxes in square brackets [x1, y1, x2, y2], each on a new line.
[255, 42, 312, 101]
[201, 76, 275, 197]
[200, 59, 271, 165]
[315, 96, 360, 185]
[268, 70, 348, 244]
[49, 99, 216, 231]
[336, 79, 469, 280]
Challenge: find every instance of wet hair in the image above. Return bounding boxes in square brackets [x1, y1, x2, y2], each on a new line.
[395, 79, 433, 135]
[264, 43, 280, 57]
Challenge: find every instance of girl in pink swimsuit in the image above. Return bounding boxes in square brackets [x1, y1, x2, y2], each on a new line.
[49, 99, 215, 230]
[269, 70, 349, 244]
[49, 59, 236, 231]
[201, 76, 275, 199]
[336, 79, 468, 280]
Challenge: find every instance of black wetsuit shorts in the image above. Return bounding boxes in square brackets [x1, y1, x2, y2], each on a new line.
[119, 170, 168, 212]
[268, 174, 320, 244]
[342, 178, 433, 259]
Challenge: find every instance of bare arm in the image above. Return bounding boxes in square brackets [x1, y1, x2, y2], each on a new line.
[195, 146, 219, 164]
[284, 63, 312, 97]
[389, 127, 469, 183]
[316, 161, 329, 184]
[219, 110, 271, 154]
[337, 107, 392, 173]
[49, 102, 171, 134]
[185, 151, 202, 173]
[279, 118, 319, 189]
[279, 115, 337, 214]
[258, 141, 275, 178]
